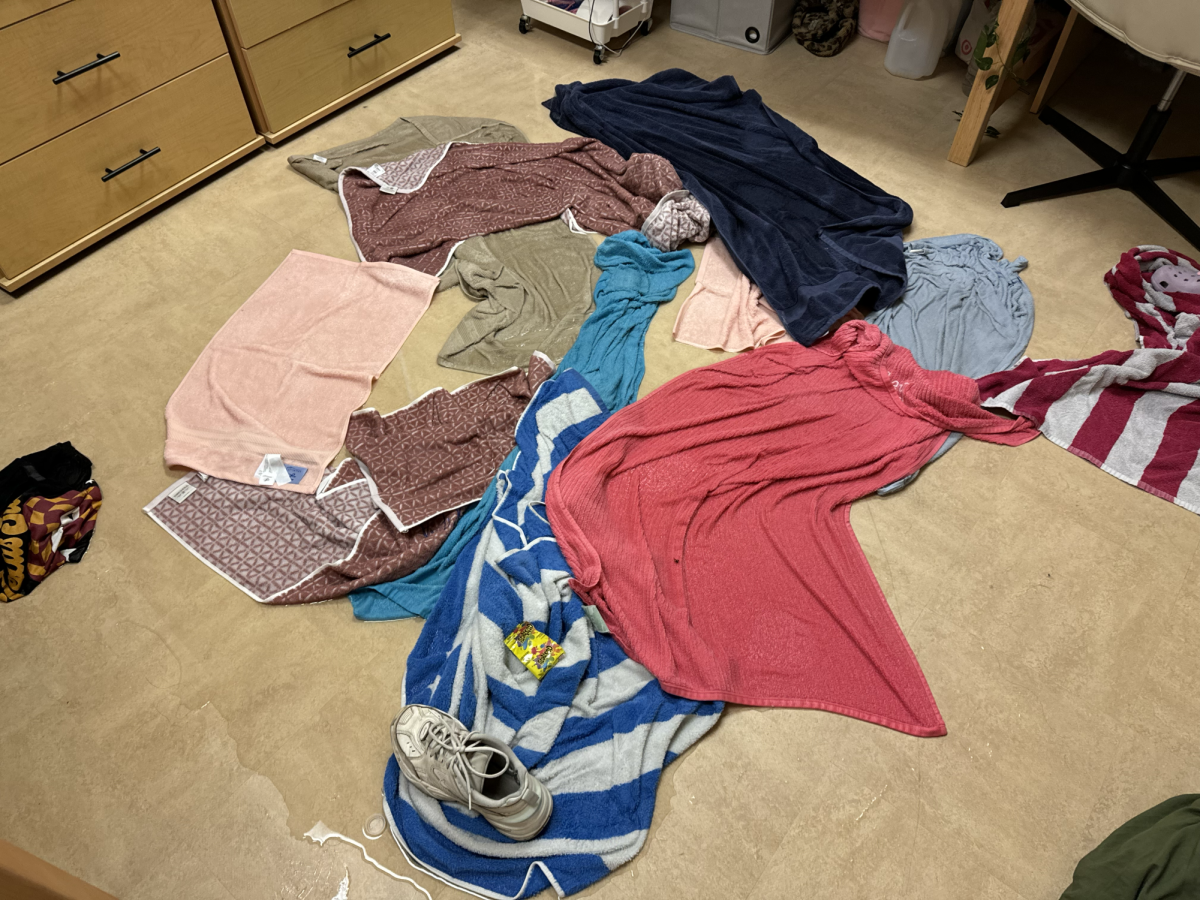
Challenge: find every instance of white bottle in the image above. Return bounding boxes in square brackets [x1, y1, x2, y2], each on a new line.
[885, 0, 952, 79]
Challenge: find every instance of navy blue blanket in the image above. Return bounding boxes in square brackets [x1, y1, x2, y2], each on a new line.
[545, 69, 913, 345]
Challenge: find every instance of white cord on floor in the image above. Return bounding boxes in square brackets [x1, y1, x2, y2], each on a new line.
[305, 821, 433, 900]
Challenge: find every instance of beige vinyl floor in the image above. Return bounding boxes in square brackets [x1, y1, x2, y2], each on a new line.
[4, 1, 1200, 897]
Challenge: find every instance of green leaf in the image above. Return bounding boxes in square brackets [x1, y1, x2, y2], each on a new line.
[973, 25, 992, 63]
[985, 74, 999, 89]
[978, 56, 993, 70]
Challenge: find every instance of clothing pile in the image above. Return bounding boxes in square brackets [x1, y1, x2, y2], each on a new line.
[387, 370, 721, 896]
[546, 68, 913, 345]
[1058, 794, 1200, 900]
[137, 68, 1192, 899]
[548, 323, 1036, 734]
[2, 442, 101, 603]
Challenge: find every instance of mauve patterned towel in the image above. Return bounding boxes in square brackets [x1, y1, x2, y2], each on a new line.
[337, 137, 683, 274]
[346, 354, 556, 531]
[164, 251, 438, 493]
[144, 461, 459, 606]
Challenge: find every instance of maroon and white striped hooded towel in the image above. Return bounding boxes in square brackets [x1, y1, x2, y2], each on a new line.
[978, 246, 1200, 514]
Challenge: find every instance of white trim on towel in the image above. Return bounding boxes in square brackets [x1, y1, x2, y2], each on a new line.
[360, 142, 457, 192]
[145, 479, 278, 604]
[435, 239, 468, 276]
[560, 208, 596, 235]
[337, 168, 370, 263]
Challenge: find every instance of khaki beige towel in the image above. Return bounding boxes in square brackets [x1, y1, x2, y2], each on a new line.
[164, 250, 438, 493]
[288, 115, 528, 191]
[437, 221, 598, 375]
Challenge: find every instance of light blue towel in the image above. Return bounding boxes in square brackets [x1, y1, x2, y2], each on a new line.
[384, 369, 723, 898]
[351, 232, 694, 621]
[870, 234, 1033, 378]
[869, 233, 1034, 494]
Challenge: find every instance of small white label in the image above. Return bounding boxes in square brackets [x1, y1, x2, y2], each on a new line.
[254, 453, 294, 486]
[197, 472, 209, 482]
[312, 154, 328, 163]
[380, 184, 399, 194]
[168, 482, 197, 503]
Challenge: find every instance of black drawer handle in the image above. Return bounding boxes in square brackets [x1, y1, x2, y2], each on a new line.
[54, 51, 121, 85]
[347, 33, 391, 57]
[102, 147, 160, 182]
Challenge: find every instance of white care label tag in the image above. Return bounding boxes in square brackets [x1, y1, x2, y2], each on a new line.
[312, 154, 328, 163]
[380, 184, 399, 194]
[255, 454, 293, 486]
[255, 456, 273, 484]
[168, 482, 197, 503]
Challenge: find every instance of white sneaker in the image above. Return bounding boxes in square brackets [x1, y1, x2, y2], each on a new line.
[391, 704, 554, 841]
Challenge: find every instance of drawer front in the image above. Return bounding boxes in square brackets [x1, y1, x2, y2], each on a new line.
[0, 0, 226, 164]
[245, 0, 456, 134]
[0, 0, 67, 31]
[0, 56, 256, 277]
[223, 0, 352, 48]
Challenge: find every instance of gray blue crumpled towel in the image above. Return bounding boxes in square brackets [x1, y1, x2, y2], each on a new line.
[868, 233, 1034, 493]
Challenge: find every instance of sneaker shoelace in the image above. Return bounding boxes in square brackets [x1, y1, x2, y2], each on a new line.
[419, 720, 508, 811]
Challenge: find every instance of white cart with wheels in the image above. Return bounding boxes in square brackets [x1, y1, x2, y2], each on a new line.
[518, 0, 654, 64]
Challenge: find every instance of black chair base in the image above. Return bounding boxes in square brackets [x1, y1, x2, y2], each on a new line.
[1002, 104, 1200, 250]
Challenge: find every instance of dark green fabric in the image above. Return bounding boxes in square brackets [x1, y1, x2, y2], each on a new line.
[792, 0, 858, 57]
[1060, 795, 1200, 900]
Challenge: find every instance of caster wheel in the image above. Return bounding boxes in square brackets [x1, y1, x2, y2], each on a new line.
[593, 47, 604, 64]
[639, 18, 652, 34]
[518, 15, 531, 33]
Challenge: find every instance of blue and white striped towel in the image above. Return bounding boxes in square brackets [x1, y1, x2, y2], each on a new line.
[384, 368, 723, 898]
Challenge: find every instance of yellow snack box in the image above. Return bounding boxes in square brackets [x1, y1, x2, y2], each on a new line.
[504, 622, 565, 680]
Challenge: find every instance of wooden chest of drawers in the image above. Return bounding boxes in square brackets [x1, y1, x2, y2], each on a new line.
[0, 0, 264, 292]
[213, 0, 461, 143]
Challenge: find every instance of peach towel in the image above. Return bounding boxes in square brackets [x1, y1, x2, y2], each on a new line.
[673, 238, 790, 352]
[164, 250, 438, 493]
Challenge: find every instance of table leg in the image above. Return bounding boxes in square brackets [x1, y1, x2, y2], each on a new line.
[947, 0, 1036, 167]
[1030, 7, 1098, 114]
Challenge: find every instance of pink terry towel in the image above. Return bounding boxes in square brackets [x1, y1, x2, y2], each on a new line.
[673, 237, 790, 352]
[164, 250, 438, 493]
